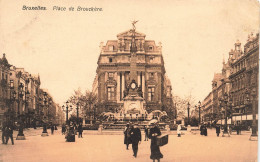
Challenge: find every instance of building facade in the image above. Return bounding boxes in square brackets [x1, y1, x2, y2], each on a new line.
[0, 53, 58, 127]
[229, 33, 259, 125]
[92, 28, 175, 117]
[202, 33, 259, 126]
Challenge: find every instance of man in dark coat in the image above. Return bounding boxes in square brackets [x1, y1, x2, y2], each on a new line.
[149, 122, 163, 162]
[130, 123, 141, 158]
[216, 125, 220, 137]
[144, 125, 149, 141]
[200, 125, 204, 135]
[5, 124, 14, 145]
[78, 124, 83, 138]
[203, 124, 208, 136]
[124, 124, 132, 150]
[51, 125, 55, 135]
[62, 124, 66, 135]
[2, 122, 6, 144]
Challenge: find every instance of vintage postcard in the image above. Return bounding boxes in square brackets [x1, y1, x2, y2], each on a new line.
[0, 0, 259, 161]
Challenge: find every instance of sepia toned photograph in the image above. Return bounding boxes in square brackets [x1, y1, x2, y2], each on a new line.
[0, 0, 259, 161]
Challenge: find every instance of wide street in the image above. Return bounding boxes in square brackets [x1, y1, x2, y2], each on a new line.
[0, 128, 257, 162]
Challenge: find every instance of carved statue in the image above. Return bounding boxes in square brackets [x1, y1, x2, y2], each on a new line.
[132, 20, 138, 31]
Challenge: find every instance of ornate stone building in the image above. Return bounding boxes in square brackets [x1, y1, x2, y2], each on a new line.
[0, 54, 11, 127]
[229, 33, 259, 125]
[92, 27, 174, 117]
[202, 33, 259, 126]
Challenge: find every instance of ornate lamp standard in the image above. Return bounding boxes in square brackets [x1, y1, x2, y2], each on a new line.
[198, 101, 201, 124]
[187, 102, 190, 125]
[76, 103, 79, 124]
[219, 93, 229, 137]
[245, 89, 250, 127]
[41, 92, 51, 136]
[24, 81, 30, 128]
[62, 101, 72, 125]
[16, 83, 26, 140]
[249, 87, 258, 141]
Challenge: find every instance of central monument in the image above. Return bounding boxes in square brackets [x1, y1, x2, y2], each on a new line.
[121, 21, 147, 115]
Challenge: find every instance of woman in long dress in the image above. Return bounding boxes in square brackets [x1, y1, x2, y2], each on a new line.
[149, 123, 163, 162]
[124, 124, 132, 150]
[177, 124, 182, 137]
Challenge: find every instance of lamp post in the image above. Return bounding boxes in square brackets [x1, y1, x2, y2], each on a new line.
[62, 101, 72, 125]
[41, 92, 51, 136]
[223, 93, 229, 135]
[187, 102, 190, 125]
[245, 89, 250, 126]
[16, 83, 26, 140]
[249, 87, 258, 141]
[198, 101, 201, 124]
[24, 86, 30, 128]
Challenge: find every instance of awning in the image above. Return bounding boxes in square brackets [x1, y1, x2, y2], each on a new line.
[233, 114, 258, 121]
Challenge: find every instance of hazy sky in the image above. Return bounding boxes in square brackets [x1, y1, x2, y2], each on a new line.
[0, 0, 259, 105]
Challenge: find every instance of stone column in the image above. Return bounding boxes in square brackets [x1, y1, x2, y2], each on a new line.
[117, 72, 120, 102]
[122, 73, 125, 98]
[105, 72, 108, 82]
[137, 72, 140, 86]
[142, 73, 145, 97]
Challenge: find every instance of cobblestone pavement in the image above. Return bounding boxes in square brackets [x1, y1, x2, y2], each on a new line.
[0, 128, 257, 162]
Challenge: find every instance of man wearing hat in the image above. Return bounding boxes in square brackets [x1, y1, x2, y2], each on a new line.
[130, 123, 141, 158]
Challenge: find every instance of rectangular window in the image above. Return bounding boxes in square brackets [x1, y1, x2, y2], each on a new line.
[109, 58, 113, 63]
[148, 87, 155, 101]
[107, 87, 114, 100]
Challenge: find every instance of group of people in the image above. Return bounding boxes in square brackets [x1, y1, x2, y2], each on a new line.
[62, 122, 84, 142]
[124, 122, 163, 162]
[1, 122, 14, 145]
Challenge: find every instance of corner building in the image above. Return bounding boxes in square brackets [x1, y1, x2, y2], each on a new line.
[92, 29, 174, 115]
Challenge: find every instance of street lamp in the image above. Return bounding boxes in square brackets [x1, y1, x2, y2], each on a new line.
[187, 102, 190, 125]
[16, 83, 26, 140]
[228, 92, 233, 125]
[41, 92, 52, 136]
[249, 87, 258, 141]
[198, 101, 201, 124]
[245, 89, 250, 124]
[62, 101, 72, 125]
[223, 93, 229, 135]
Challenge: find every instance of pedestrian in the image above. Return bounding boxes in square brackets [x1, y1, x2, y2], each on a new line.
[203, 124, 208, 136]
[62, 124, 66, 135]
[55, 125, 58, 130]
[124, 123, 132, 150]
[235, 123, 240, 135]
[130, 123, 141, 158]
[78, 123, 83, 138]
[216, 125, 220, 137]
[200, 124, 204, 135]
[149, 122, 163, 162]
[228, 125, 232, 135]
[5, 124, 14, 145]
[51, 125, 54, 135]
[2, 122, 7, 144]
[177, 124, 181, 137]
[144, 125, 149, 141]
